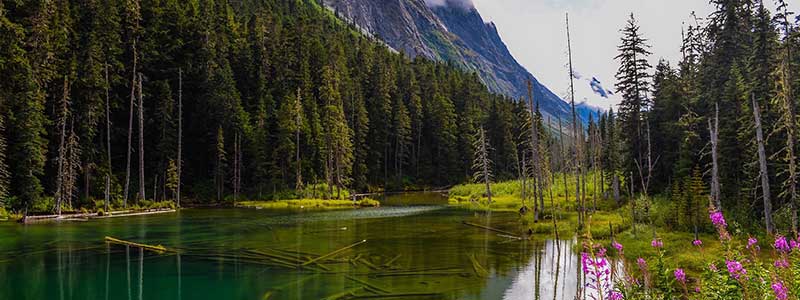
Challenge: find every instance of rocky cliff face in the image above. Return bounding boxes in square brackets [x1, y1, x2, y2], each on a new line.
[323, 0, 576, 121]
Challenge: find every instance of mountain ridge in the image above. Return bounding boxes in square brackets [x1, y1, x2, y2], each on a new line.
[323, 0, 584, 122]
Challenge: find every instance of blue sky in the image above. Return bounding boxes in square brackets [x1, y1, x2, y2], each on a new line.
[470, 0, 796, 108]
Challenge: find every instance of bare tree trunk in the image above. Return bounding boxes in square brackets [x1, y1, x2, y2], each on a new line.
[709, 103, 721, 210]
[55, 77, 69, 215]
[177, 68, 182, 208]
[752, 94, 774, 234]
[566, 13, 583, 228]
[613, 175, 620, 205]
[528, 81, 543, 221]
[124, 41, 137, 208]
[558, 117, 569, 202]
[629, 171, 636, 234]
[138, 73, 145, 202]
[105, 64, 112, 212]
[295, 90, 302, 191]
[481, 129, 492, 204]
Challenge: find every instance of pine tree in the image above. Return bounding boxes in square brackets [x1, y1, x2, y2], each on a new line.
[774, 0, 798, 233]
[1, 1, 50, 213]
[320, 64, 352, 198]
[615, 13, 652, 192]
[392, 89, 411, 187]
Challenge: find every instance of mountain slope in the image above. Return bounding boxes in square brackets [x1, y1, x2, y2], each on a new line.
[323, 0, 577, 121]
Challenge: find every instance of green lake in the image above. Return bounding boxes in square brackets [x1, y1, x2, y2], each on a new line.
[0, 194, 587, 299]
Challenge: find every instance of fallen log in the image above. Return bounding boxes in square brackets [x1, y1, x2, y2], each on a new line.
[321, 286, 365, 300]
[345, 276, 392, 294]
[302, 240, 367, 266]
[461, 221, 522, 238]
[104, 236, 172, 253]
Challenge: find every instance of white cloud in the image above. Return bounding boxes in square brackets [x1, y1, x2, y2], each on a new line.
[471, 0, 797, 109]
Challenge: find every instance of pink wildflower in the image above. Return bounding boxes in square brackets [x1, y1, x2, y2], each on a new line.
[725, 260, 746, 280]
[772, 281, 788, 300]
[692, 239, 702, 247]
[674, 268, 686, 283]
[710, 211, 726, 227]
[775, 236, 791, 252]
[651, 239, 663, 248]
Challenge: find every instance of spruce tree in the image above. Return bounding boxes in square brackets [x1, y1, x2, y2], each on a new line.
[615, 13, 652, 192]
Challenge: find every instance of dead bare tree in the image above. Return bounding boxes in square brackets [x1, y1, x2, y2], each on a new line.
[104, 64, 112, 213]
[54, 77, 70, 215]
[709, 103, 721, 210]
[177, 68, 182, 208]
[295, 88, 303, 190]
[473, 127, 493, 204]
[566, 13, 584, 227]
[123, 41, 137, 208]
[137, 73, 145, 202]
[635, 119, 658, 196]
[752, 94, 773, 234]
[528, 80, 544, 221]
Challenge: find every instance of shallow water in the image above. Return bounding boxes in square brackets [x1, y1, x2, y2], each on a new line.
[0, 194, 591, 300]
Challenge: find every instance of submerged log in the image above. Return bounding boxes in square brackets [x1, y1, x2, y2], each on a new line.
[104, 236, 172, 253]
[461, 221, 522, 238]
[302, 240, 367, 266]
[345, 276, 392, 294]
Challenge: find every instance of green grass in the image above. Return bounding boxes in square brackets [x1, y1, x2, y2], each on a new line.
[236, 198, 380, 210]
[448, 175, 727, 274]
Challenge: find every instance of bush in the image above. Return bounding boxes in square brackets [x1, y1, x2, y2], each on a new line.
[0, 207, 8, 219]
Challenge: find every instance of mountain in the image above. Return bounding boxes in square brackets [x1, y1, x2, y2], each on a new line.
[323, 0, 580, 122]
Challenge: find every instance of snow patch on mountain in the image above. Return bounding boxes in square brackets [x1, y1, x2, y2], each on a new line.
[424, 0, 474, 10]
[569, 72, 619, 112]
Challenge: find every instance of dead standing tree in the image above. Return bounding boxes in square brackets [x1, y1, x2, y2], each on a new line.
[528, 80, 544, 221]
[752, 94, 774, 234]
[473, 127, 493, 204]
[137, 73, 145, 202]
[177, 68, 182, 208]
[709, 103, 721, 210]
[566, 13, 584, 227]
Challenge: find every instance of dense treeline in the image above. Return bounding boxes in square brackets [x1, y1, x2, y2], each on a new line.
[590, 0, 800, 234]
[0, 0, 534, 212]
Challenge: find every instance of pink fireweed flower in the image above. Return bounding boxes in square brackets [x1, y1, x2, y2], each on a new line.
[651, 239, 663, 248]
[692, 239, 702, 247]
[725, 260, 746, 280]
[637, 257, 647, 270]
[710, 211, 726, 227]
[790, 239, 799, 250]
[612, 241, 623, 253]
[597, 247, 608, 258]
[747, 237, 758, 249]
[608, 291, 623, 300]
[775, 236, 791, 252]
[708, 263, 718, 272]
[674, 268, 686, 284]
[774, 258, 790, 269]
[694, 287, 701, 293]
[772, 281, 788, 300]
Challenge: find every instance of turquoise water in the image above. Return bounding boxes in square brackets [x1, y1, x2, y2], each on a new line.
[0, 195, 586, 299]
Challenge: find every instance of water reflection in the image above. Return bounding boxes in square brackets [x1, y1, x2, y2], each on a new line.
[2, 206, 607, 300]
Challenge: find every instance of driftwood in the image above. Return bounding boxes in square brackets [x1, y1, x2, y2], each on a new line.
[104, 236, 171, 253]
[461, 221, 521, 238]
[345, 276, 392, 294]
[302, 240, 367, 266]
[321, 287, 365, 300]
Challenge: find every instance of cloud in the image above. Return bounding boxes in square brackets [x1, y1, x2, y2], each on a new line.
[424, 0, 474, 10]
